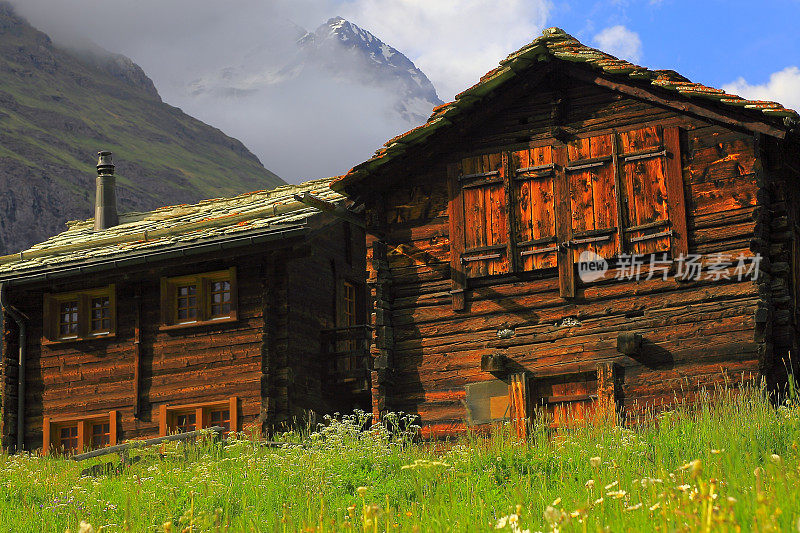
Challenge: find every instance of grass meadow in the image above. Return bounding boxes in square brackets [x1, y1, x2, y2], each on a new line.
[2, 384, 800, 532]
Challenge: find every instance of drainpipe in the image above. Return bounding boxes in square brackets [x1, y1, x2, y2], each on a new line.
[0, 283, 26, 452]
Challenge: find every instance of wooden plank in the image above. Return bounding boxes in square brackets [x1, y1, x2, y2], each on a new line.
[446, 162, 467, 311]
[569, 70, 787, 140]
[664, 126, 689, 257]
[502, 151, 518, 274]
[554, 144, 575, 298]
[590, 134, 618, 260]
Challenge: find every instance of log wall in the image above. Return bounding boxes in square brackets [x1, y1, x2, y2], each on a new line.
[0, 216, 365, 450]
[364, 73, 771, 434]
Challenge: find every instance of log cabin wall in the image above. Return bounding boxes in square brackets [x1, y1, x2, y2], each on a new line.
[1, 248, 293, 450]
[277, 220, 369, 427]
[362, 71, 773, 435]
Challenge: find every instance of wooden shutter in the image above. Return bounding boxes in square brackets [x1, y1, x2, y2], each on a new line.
[458, 153, 510, 278]
[565, 134, 619, 262]
[618, 126, 672, 255]
[511, 146, 558, 270]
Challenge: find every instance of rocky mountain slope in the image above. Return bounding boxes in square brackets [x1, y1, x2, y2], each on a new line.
[0, 3, 283, 255]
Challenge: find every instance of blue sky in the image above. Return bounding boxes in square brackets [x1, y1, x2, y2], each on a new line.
[548, 0, 800, 90]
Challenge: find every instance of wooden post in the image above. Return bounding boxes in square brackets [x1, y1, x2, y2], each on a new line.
[447, 162, 467, 310]
[158, 405, 168, 436]
[596, 362, 618, 424]
[42, 417, 50, 456]
[663, 126, 689, 258]
[229, 396, 238, 433]
[109, 410, 118, 446]
[132, 289, 142, 419]
[554, 144, 576, 298]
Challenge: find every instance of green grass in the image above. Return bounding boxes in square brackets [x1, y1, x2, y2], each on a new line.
[2, 385, 800, 532]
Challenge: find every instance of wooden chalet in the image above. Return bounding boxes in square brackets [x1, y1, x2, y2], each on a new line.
[0, 153, 368, 453]
[333, 28, 800, 436]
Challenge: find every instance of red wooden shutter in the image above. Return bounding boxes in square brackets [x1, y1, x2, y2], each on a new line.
[511, 146, 558, 271]
[565, 134, 619, 263]
[458, 153, 511, 278]
[618, 126, 672, 255]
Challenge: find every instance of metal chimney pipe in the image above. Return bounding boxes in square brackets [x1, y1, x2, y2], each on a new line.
[94, 151, 118, 231]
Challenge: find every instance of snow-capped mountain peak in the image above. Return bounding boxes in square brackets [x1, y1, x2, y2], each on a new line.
[294, 17, 443, 121]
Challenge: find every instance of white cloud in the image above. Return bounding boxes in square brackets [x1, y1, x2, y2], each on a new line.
[338, 0, 552, 100]
[592, 25, 642, 63]
[722, 66, 800, 112]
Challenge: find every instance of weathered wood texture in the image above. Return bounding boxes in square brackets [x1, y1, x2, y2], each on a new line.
[1, 217, 366, 450]
[364, 71, 770, 434]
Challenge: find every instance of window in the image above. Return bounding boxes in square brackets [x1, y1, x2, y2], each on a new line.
[158, 397, 238, 437]
[448, 125, 687, 300]
[160, 268, 237, 328]
[91, 422, 111, 448]
[43, 285, 116, 342]
[42, 411, 117, 455]
[59, 425, 79, 452]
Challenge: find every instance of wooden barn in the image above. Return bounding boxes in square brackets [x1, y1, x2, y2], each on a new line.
[0, 153, 368, 453]
[332, 28, 800, 436]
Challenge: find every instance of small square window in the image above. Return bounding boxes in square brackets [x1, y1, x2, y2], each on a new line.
[175, 412, 196, 433]
[161, 269, 236, 328]
[91, 422, 111, 448]
[44, 286, 115, 342]
[59, 425, 79, 452]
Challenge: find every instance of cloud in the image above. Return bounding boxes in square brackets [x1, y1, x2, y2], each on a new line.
[338, 0, 552, 100]
[8, 0, 553, 181]
[722, 66, 800, 112]
[593, 25, 642, 62]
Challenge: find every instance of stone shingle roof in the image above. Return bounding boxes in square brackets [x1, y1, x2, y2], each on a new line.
[332, 27, 798, 193]
[0, 177, 345, 278]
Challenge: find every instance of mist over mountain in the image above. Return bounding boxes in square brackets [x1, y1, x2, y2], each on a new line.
[168, 16, 444, 180]
[0, 3, 283, 254]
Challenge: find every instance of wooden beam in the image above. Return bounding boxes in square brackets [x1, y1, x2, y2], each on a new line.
[554, 145, 576, 298]
[294, 193, 365, 228]
[663, 126, 689, 257]
[132, 289, 142, 418]
[569, 69, 787, 140]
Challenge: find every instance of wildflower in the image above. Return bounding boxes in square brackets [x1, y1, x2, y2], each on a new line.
[625, 503, 642, 511]
[649, 502, 661, 511]
[570, 510, 581, 518]
[543, 506, 560, 525]
[606, 490, 627, 499]
[163, 522, 173, 533]
[604, 480, 618, 490]
[711, 449, 724, 454]
[78, 522, 94, 533]
[770, 454, 781, 464]
[589, 456, 602, 468]
[585, 479, 595, 490]
[495, 516, 509, 529]
[594, 498, 604, 505]
[677, 484, 691, 492]
[551, 497, 561, 506]
[727, 497, 737, 504]
[356, 487, 368, 497]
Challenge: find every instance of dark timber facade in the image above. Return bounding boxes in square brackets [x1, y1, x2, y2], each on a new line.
[333, 28, 800, 437]
[0, 172, 368, 453]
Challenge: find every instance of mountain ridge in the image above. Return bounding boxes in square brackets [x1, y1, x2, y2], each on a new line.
[0, 3, 284, 254]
